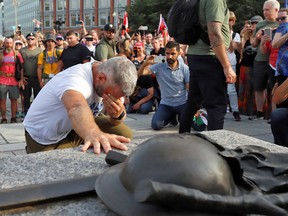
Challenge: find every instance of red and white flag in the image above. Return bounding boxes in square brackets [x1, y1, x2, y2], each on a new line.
[33, 19, 42, 28]
[122, 11, 128, 36]
[157, 14, 170, 40]
[123, 11, 128, 30]
[157, 14, 168, 34]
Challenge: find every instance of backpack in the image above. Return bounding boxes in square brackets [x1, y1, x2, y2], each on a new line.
[43, 48, 62, 62]
[167, 0, 209, 45]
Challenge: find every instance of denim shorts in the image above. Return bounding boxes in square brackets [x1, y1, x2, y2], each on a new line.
[0, 84, 19, 99]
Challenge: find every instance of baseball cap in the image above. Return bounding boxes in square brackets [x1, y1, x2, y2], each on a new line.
[56, 34, 64, 40]
[26, 32, 36, 39]
[134, 42, 143, 49]
[104, 23, 115, 32]
[250, 15, 263, 23]
[14, 40, 23, 45]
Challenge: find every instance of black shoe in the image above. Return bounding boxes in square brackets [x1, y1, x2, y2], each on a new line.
[1, 118, 7, 124]
[233, 112, 241, 121]
[10, 117, 17, 123]
[248, 111, 264, 120]
[169, 115, 178, 126]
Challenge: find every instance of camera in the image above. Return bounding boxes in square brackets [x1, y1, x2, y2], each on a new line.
[75, 20, 82, 25]
[154, 56, 166, 64]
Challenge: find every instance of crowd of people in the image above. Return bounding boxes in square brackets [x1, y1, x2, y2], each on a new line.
[0, 0, 287, 153]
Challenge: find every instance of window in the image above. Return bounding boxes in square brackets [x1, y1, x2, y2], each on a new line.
[84, 13, 94, 26]
[44, 14, 52, 28]
[44, 0, 53, 12]
[70, 1, 80, 10]
[70, 13, 80, 27]
[99, 0, 110, 8]
[99, 9, 109, 26]
[57, 0, 66, 11]
[84, 0, 95, 9]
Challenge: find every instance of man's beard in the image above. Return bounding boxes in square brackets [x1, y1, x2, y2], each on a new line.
[106, 35, 114, 40]
[94, 85, 104, 97]
[167, 58, 176, 65]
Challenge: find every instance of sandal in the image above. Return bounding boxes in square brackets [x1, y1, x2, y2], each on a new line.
[1, 118, 7, 124]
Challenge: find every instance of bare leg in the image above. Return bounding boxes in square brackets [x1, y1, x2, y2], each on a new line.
[0, 98, 6, 119]
[255, 90, 266, 112]
[11, 99, 17, 118]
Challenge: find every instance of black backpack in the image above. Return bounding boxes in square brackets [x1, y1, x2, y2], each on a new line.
[167, 0, 209, 45]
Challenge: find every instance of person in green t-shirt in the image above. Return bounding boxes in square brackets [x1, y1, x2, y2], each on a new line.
[179, 0, 237, 133]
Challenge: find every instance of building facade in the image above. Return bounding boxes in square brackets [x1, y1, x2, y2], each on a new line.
[41, 0, 130, 34]
[3, 0, 40, 36]
[1, 0, 130, 37]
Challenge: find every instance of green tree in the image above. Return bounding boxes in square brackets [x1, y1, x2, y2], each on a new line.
[127, 0, 287, 34]
[127, 0, 174, 34]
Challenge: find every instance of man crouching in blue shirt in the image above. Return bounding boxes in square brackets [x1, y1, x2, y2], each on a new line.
[138, 41, 189, 130]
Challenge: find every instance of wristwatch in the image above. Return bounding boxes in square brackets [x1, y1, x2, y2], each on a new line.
[112, 111, 125, 120]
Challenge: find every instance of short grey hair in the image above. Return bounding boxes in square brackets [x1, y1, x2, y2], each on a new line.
[98, 56, 137, 96]
[264, 0, 280, 10]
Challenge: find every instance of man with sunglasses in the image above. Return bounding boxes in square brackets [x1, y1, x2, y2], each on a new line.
[19, 33, 42, 116]
[94, 24, 117, 62]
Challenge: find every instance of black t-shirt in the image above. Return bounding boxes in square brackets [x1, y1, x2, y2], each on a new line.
[136, 75, 154, 89]
[60, 43, 91, 69]
[150, 47, 165, 56]
[241, 40, 257, 67]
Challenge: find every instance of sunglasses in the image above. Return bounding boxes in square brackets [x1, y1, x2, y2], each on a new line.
[276, 16, 287, 21]
[15, 43, 22, 46]
[251, 22, 258, 25]
[27, 38, 35, 41]
[229, 19, 235, 22]
[56, 38, 63, 41]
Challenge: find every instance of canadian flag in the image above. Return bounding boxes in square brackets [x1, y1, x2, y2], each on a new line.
[123, 11, 128, 30]
[122, 11, 128, 36]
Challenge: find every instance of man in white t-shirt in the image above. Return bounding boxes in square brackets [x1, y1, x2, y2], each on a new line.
[23, 57, 137, 154]
[227, 11, 241, 121]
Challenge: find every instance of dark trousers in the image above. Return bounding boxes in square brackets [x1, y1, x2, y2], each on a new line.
[179, 55, 227, 132]
[23, 76, 41, 114]
[271, 108, 288, 147]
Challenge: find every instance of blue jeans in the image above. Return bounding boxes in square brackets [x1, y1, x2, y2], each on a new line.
[151, 104, 185, 130]
[271, 108, 288, 147]
[126, 99, 154, 114]
[126, 88, 154, 114]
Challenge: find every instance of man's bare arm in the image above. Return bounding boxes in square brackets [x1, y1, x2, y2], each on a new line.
[62, 90, 129, 154]
[207, 21, 236, 84]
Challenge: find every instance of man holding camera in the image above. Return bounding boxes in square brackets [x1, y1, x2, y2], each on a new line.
[138, 41, 189, 130]
[250, 0, 280, 120]
[94, 24, 117, 62]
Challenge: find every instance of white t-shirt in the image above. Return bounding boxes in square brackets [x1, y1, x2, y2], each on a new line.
[227, 31, 241, 66]
[23, 62, 101, 145]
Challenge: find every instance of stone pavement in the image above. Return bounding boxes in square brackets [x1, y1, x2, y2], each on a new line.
[0, 111, 274, 157]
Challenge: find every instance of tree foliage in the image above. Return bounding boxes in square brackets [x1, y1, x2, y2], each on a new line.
[127, 0, 287, 34]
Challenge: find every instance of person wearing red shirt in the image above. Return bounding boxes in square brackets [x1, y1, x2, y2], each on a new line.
[0, 37, 24, 123]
